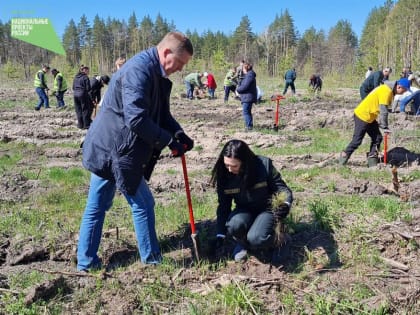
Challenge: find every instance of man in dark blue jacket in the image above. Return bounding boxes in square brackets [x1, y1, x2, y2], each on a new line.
[77, 32, 194, 271]
[360, 67, 391, 100]
[282, 68, 296, 95]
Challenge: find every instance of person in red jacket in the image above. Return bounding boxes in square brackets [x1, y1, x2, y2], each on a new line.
[204, 72, 217, 99]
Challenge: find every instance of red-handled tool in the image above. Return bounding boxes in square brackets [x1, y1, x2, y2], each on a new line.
[271, 94, 285, 131]
[180, 153, 200, 261]
[171, 144, 200, 261]
[383, 131, 389, 165]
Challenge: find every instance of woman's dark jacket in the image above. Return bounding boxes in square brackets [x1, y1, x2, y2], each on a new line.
[72, 72, 91, 98]
[89, 76, 104, 103]
[82, 47, 182, 195]
[216, 156, 293, 235]
[236, 69, 257, 103]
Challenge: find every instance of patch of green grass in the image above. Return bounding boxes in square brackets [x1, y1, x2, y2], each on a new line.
[9, 271, 45, 289]
[366, 196, 406, 222]
[3, 271, 65, 314]
[0, 151, 21, 174]
[279, 289, 305, 313]
[253, 128, 349, 156]
[46, 167, 89, 186]
[193, 144, 204, 152]
[2, 295, 47, 315]
[155, 192, 217, 236]
[206, 283, 264, 314]
[308, 200, 340, 232]
[166, 168, 178, 175]
[304, 283, 390, 315]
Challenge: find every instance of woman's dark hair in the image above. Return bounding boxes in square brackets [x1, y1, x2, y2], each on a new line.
[210, 139, 257, 189]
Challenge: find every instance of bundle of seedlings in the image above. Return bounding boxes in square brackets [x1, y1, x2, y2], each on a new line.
[270, 192, 288, 246]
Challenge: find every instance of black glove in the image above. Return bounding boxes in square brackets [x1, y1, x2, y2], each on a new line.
[272, 203, 290, 221]
[168, 139, 185, 157]
[208, 236, 225, 256]
[176, 132, 194, 152]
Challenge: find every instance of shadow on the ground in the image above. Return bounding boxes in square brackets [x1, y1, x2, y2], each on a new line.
[152, 219, 342, 273]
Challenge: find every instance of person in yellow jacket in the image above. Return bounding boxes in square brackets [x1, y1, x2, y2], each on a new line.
[339, 78, 411, 166]
[51, 69, 68, 108]
[34, 64, 50, 110]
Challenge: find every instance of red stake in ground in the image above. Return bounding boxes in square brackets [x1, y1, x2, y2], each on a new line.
[271, 94, 285, 131]
[383, 131, 390, 165]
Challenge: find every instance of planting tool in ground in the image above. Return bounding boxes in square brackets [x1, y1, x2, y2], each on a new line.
[383, 131, 390, 165]
[270, 94, 285, 131]
[180, 153, 200, 261]
[171, 143, 200, 261]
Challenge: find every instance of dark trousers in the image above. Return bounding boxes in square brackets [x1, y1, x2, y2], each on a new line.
[344, 114, 383, 158]
[185, 82, 194, 100]
[55, 90, 66, 107]
[224, 85, 236, 102]
[242, 102, 253, 129]
[74, 94, 92, 129]
[226, 209, 275, 250]
[283, 81, 295, 95]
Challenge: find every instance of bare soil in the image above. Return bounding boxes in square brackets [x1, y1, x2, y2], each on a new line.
[0, 87, 419, 314]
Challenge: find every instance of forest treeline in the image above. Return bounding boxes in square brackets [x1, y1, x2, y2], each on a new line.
[0, 0, 418, 83]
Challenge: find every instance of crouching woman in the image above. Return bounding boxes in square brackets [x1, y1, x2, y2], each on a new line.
[209, 139, 293, 262]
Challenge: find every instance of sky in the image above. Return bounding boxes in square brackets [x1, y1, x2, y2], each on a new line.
[1, 0, 388, 39]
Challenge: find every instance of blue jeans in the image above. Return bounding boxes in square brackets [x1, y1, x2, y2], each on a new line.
[35, 87, 49, 108]
[400, 90, 420, 115]
[208, 88, 215, 99]
[242, 102, 253, 129]
[55, 90, 66, 107]
[77, 173, 162, 271]
[226, 209, 275, 249]
[185, 81, 194, 99]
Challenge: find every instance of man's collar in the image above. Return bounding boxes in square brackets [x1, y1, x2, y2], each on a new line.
[160, 64, 168, 78]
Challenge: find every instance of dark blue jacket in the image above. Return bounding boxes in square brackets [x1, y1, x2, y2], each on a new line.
[236, 69, 257, 103]
[82, 47, 182, 195]
[361, 70, 384, 94]
[72, 72, 91, 98]
[284, 69, 296, 82]
[216, 156, 293, 235]
[89, 76, 104, 103]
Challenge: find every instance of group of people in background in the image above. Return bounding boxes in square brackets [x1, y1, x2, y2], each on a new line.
[34, 64, 67, 111]
[184, 71, 218, 100]
[184, 60, 258, 131]
[339, 64, 418, 167]
[33, 57, 126, 130]
[184, 63, 326, 131]
[72, 65, 111, 130]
